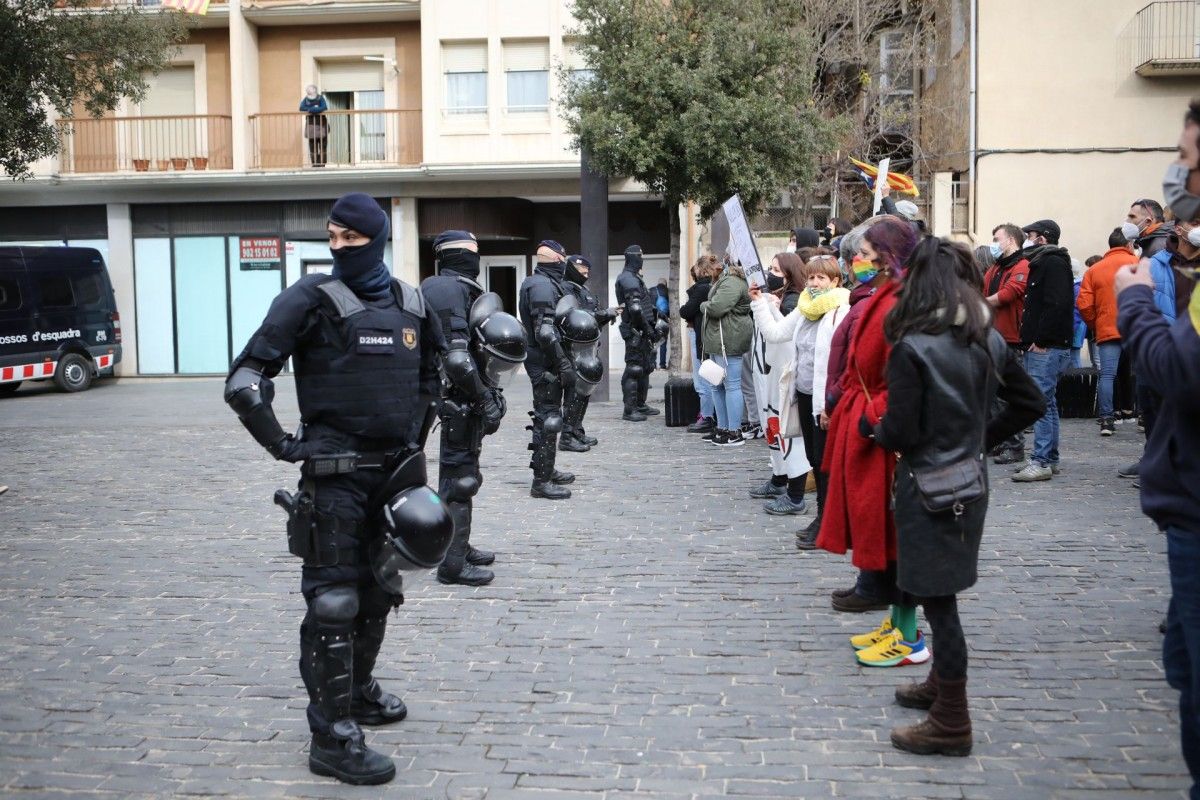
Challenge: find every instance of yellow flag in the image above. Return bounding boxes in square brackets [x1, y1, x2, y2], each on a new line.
[161, 0, 210, 15]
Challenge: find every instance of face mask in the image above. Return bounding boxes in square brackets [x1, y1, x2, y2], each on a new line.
[1023, 238, 1037, 250]
[766, 274, 785, 292]
[438, 250, 480, 279]
[1186, 226, 1200, 247]
[1165, 162, 1200, 224]
[989, 242, 1002, 259]
[1121, 221, 1142, 243]
[785, 243, 797, 253]
[851, 259, 878, 284]
[807, 286, 830, 299]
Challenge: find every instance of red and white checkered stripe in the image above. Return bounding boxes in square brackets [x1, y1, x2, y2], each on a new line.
[1, 360, 55, 383]
[0, 354, 112, 384]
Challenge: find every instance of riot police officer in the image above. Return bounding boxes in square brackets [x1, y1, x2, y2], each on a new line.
[615, 244, 662, 421]
[420, 230, 514, 586]
[224, 193, 450, 785]
[560, 254, 617, 451]
[519, 240, 577, 499]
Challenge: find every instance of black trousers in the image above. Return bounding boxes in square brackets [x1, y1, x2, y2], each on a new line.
[526, 357, 564, 479]
[307, 135, 327, 167]
[795, 391, 828, 514]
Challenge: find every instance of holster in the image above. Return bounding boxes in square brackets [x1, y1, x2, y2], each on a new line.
[274, 488, 364, 566]
[439, 398, 482, 451]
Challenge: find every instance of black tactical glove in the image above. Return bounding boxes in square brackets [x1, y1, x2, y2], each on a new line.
[479, 389, 505, 435]
[271, 434, 315, 463]
[557, 356, 578, 390]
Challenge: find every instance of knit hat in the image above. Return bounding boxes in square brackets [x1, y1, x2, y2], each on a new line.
[894, 200, 920, 221]
[433, 229, 477, 252]
[537, 240, 566, 263]
[328, 193, 388, 239]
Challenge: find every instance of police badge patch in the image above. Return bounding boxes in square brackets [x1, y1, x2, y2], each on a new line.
[402, 328, 417, 349]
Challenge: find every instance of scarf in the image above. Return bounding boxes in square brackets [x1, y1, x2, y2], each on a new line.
[795, 286, 850, 321]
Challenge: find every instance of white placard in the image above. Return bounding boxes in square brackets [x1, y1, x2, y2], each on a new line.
[872, 157, 891, 215]
[721, 194, 765, 287]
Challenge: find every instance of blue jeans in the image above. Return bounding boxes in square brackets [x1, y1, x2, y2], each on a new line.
[710, 354, 744, 431]
[1095, 341, 1122, 420]
[689, 329, 715, 419]
[1024, 348, 1070, 467]
[1165, 527, 1200, 799]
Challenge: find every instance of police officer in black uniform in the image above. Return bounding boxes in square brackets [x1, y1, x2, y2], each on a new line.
[224, 193, 448, 786]
[420, 230, 507, 586]
[560, 254, 617, 451]
[615, 244, 662, 421]
[519, 240, 576, 499]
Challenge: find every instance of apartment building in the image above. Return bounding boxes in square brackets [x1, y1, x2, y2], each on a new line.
[0, 0, 672, 376]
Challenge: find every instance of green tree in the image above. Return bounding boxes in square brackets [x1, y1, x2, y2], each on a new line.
[561, 0, 839, 374]
[0, 0, 188, 179]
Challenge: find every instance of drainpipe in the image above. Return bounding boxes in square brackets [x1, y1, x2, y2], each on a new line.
[968, 0, 978, 236]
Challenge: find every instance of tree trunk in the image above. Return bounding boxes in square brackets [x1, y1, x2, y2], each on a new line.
[667, 204, 683, 378]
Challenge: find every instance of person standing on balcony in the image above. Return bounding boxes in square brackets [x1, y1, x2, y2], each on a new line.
[301, 85, 329, 168]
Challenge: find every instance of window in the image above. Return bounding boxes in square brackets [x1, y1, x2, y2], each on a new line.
[504, 40, 550, 113]
[72, 273, 104, 308]
[562, 39, 595, 86]
[443, 42, 488, 115]
[0, 278, 21, 312]
[36, 275, 74, 307]
[879, 29, 915, 129]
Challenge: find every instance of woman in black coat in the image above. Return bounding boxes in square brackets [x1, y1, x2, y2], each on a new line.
[865, 238, 1045, 758]
[679, 255, 719, 433]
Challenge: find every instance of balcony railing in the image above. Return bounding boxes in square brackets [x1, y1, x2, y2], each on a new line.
[1124, 1, 1200, 76]
[56, 115, 233, 175]
[249, 109, 421, 170]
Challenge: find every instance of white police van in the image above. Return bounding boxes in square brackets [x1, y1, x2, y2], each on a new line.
[0, 246, 122, 395]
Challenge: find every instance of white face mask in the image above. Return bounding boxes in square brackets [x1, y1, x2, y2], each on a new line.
[1187, 226, 1200, 247]
[1121, 222, 1141, 242]
[785, 243, 797, 253]
[1023, 238, 1037, 249]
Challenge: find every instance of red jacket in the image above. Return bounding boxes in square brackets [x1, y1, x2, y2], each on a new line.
[818, 280, 899, 571]
[983, 253, 1030, 344]
[1078, 246, 1138, 343]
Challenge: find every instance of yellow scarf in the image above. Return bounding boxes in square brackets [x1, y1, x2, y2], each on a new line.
[795, 286, 851, 321]
[1190, 281, 1200, 336]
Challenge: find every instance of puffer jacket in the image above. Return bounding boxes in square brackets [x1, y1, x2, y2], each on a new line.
[700, 269, 752, 356]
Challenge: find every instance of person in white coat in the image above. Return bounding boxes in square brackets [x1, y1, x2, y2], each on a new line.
[747, 252, 812, 516]
[750, 254, 850, 543]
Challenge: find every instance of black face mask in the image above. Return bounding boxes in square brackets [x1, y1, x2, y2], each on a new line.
[766, 274, 785, 292]
[565, 259, 587, 285]
[438, 250, 480, 279]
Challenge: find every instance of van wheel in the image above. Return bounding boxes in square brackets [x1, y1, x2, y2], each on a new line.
[0, 382, 20, 397]
[55, 353, 94, 393]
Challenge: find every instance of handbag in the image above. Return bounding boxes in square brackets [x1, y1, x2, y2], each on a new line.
[909, 457, 985, 517]
[698, 312, 727, 386]
[776, 361, 803, 439]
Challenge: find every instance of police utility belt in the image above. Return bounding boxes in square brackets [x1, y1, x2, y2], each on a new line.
[273, 449, 405, 567]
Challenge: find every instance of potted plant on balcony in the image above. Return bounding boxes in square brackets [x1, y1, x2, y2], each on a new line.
[133, 159, 150, 172]
[171, 157, 189, 170]
[192, 156, 208, 170]
[156, 159, 170, 171]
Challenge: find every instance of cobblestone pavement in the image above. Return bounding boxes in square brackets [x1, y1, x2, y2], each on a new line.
[0, 374, 1187, 799]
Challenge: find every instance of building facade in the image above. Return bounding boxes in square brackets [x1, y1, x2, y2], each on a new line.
[1, 0, 676, 376]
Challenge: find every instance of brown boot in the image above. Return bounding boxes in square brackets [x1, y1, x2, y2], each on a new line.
[890, 676, 972, 757]
[894, 666, 938, 710]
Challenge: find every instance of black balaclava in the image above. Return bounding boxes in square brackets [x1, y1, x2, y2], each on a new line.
[565, 255, 591, 286]
[623, 244, 643, 272]
[433, 229, 480, 279]
[536, 240, 567, 279]
[328, 193, 391, 299]
[792, 228, 821, 248]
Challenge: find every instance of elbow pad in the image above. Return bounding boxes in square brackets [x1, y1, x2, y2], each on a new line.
[224, 366, 287, 454]
[443, 341, 485, 400]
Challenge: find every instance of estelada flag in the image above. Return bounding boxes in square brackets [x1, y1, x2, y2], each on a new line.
[848, 157, 919, 197]
[161, 0, 211, 15]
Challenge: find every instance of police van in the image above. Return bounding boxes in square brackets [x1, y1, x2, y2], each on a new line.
[0, 246, 122, 395]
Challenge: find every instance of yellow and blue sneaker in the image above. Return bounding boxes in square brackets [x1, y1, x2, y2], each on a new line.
[850, 616, 894, 651]
[855, 629, 930, 668]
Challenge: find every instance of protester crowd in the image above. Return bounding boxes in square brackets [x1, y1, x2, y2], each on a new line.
[666, 98, 1200, 769]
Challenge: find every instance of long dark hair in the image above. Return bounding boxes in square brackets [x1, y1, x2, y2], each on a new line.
[884, 237, 991, 347]
[774, 252, 806, 295]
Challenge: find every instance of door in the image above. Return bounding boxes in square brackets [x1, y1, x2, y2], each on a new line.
[479, 256, 524, 317]
[138, 65, 197, 166]
[318, 60, 385, 166]
[0, 255, 33, 375]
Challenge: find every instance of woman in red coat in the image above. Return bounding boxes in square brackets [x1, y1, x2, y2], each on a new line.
[818, 215, 921, 667]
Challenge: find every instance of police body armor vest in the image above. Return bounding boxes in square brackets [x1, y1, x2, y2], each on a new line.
[294, 278, 426, 441]
[519, 270, 568, 361]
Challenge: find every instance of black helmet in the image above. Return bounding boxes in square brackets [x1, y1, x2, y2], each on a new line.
[573, 352, 604, 397]
[370, 484, 454, 594]
[557, 308, 599, 347]
[473, 311, 526, 385]
[554, 294, 579, 318]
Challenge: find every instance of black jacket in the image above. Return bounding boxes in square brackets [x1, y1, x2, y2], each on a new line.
[1020, 245, 1075, 349]
[873, 326, 1045, 596]
[679, 279, 711, 330]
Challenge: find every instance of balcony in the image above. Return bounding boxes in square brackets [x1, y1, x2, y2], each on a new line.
[1123, 1, 1200, 76]
[56, 115, 233, 175]
[249, 109, 421, 171]
[241, 0, 417, 25]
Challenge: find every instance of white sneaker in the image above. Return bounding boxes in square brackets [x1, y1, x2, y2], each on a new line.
[1012, 461, 1060, 475]
[1012, 463, 1053, 482]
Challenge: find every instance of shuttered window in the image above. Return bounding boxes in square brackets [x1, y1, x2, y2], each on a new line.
[443, 42, 487, 114]
[504, 40, 549, 113]
[319, 60, 384, 93]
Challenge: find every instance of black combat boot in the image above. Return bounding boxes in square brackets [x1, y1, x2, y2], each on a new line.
[309, 720, 396, 785]
[466, 545, 495, 566]
[621, 375, 646, 421]
[531, 479, 572, 499]
[529, 417, 572, 499]
[438, 502, 495, 585]
[577, 397, 598, 445]
[635, 376, 659, 415]
[559, 431, 591, 452]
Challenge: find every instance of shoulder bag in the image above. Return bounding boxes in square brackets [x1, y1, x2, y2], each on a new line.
[698, 311, 727, 386]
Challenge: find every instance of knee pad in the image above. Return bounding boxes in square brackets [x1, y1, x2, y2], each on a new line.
[442, 474, 480, 502]
[311, 586, 359, 625]
[627, 364, 645, 378]
[543, 413, 564, 435]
